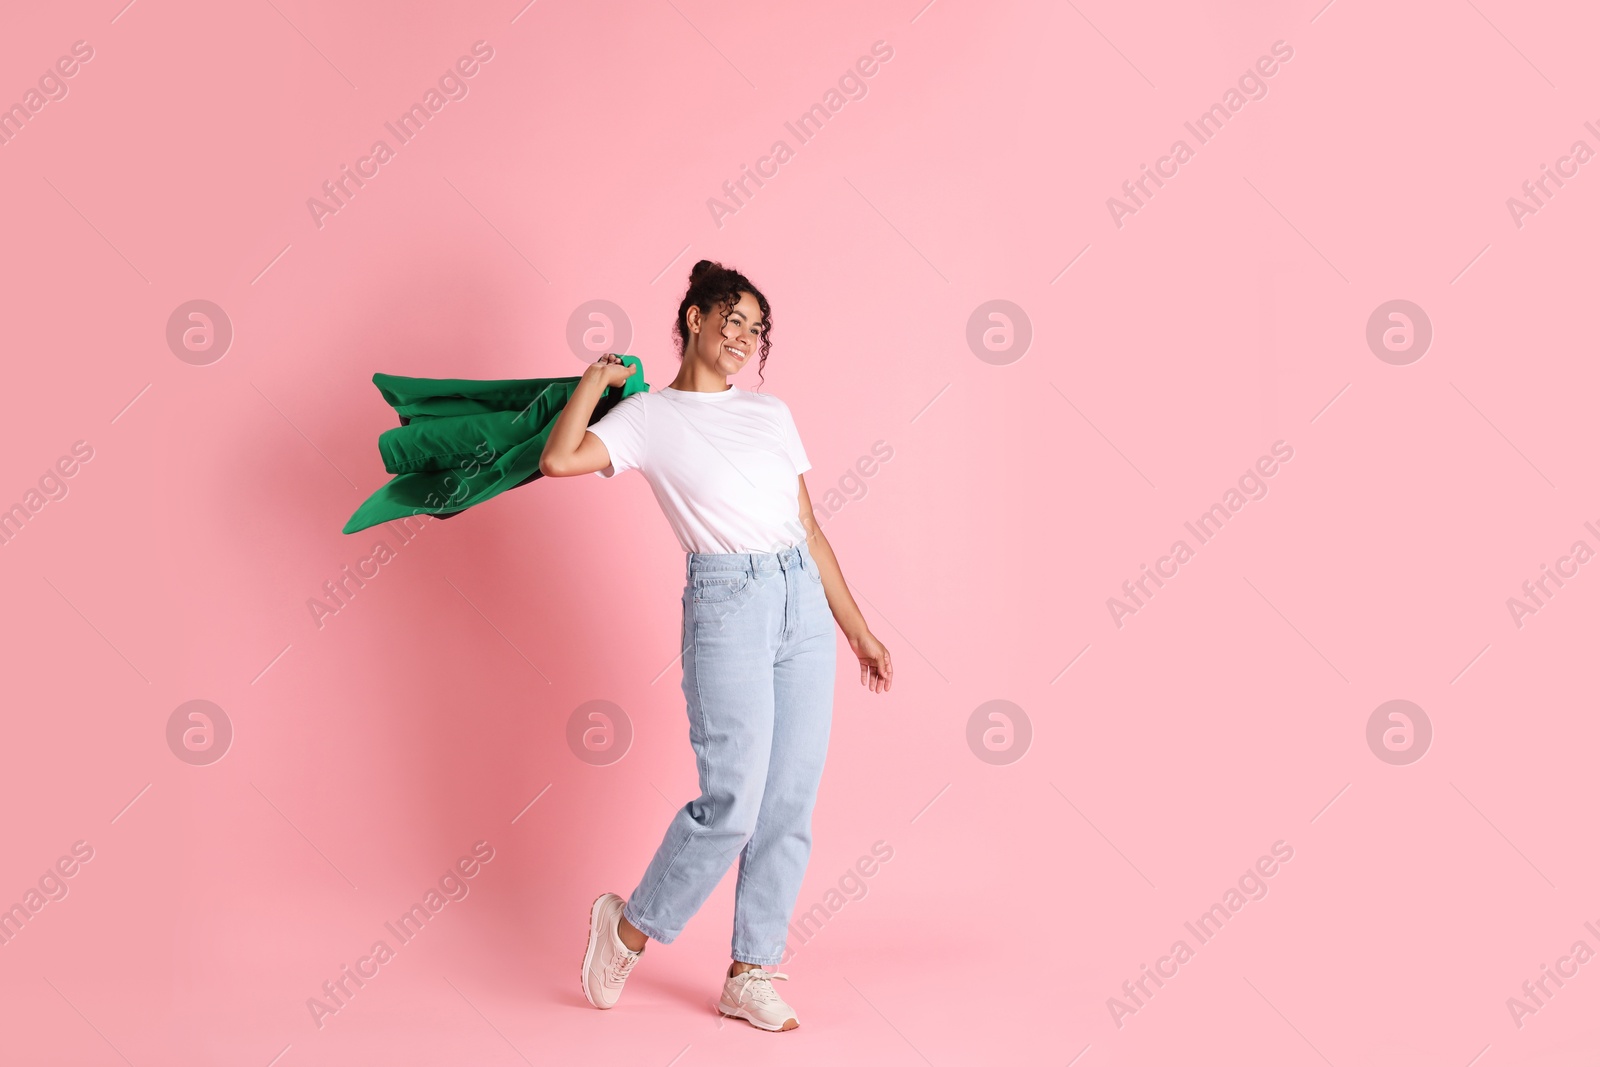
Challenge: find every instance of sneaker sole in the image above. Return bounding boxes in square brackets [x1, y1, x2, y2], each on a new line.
[717, 1005, 799, 1032]
[580, 892, 615, 1009]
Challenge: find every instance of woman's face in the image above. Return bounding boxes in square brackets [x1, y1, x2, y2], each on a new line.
[689, 290, 763, 377]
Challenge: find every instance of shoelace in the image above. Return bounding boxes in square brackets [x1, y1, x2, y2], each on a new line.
[733, 969, 790, 1007]
[606, 950, 640, 984]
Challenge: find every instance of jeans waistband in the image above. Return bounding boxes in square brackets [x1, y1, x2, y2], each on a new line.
[686, 541, 811, 579]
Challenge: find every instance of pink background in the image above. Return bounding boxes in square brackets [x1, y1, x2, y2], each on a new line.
[3, 0, 1598, 1063]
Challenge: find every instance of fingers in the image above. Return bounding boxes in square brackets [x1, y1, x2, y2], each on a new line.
[859, 651, 892, 693]
[861, 659, 880, 693]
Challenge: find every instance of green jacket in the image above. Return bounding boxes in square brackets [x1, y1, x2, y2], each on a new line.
[343, 354, 648, 534]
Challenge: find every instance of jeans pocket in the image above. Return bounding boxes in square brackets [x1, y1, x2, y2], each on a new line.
[691, 572, 751, 604]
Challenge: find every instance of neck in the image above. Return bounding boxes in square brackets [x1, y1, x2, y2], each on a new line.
[669, 360, 734, 393]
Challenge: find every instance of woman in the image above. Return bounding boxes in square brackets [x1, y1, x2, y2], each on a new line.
[540, 259, 893, 1032]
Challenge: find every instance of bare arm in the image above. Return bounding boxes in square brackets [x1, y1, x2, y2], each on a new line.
[796, 474, 893, 693]
[539, 355, 636, 478]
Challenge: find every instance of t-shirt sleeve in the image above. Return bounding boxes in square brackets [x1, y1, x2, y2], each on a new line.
[776, 398, 812, 475]
[586, 393, 648, 478]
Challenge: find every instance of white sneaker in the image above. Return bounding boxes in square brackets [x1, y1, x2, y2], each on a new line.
[718, 966, 799, 1031]
[581, 892, 643, 1009]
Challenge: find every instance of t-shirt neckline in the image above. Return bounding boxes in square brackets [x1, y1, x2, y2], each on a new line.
[661, 383, 738, 401]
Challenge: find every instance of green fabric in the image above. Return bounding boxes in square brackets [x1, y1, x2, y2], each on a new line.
[342, 354, 649, 534]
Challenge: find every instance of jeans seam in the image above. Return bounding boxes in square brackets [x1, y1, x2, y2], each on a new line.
[732, 951, 784, 966]
[732, 846, 750, 955]
[689, 606, 716, 831]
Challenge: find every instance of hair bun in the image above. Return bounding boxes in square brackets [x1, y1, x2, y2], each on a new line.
[689, 259, 721, 281]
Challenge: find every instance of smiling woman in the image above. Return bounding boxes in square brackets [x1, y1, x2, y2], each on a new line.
[543, 258, 893, 1033]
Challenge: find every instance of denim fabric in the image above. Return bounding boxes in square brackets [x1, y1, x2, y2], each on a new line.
[622, 540, 836, 966]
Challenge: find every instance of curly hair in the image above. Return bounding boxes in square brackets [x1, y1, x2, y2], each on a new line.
[672, 259, 773, 389]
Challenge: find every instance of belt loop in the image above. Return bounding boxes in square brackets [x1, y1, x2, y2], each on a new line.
[747, 552, 756, 579]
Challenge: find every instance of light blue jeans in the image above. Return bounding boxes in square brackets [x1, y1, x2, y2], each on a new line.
[622, 541, 837, 966]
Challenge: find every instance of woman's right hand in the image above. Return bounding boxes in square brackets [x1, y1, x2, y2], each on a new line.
[586, 353, 637, 390]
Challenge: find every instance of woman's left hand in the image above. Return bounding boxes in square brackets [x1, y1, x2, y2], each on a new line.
[847, 629, 893, 693]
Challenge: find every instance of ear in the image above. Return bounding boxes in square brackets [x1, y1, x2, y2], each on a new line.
[685, 305, 700, 334]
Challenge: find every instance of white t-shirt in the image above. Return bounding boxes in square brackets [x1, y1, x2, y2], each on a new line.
[587, 383, 813, 555]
